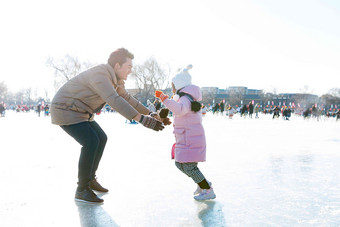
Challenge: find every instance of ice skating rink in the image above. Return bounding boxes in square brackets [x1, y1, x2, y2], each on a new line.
[1, 111, 340, 226]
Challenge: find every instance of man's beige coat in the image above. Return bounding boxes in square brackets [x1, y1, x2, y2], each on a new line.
[51, 64, 149, 125]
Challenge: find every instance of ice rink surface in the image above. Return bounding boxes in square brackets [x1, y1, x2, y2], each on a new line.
[1, 111, 340, 227]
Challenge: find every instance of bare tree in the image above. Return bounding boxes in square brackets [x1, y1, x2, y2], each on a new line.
[15, 90, 25, 104]
[262, 92, 274, 106]
[328, 88, 340, 97]
[320, 94, 340, 107]
[44, 89, 50, 102]
[130, 57, 170, 104]
[4, 92, 15, 104]
[46, 55, 93, 92]
[272, 87, 278, 95]
[0, 83, 34, 105]
[299, 85, 316, 94]
[23, 87, 33, 104]
[228, 87, 245, 106]
[202, 90, 216, 105]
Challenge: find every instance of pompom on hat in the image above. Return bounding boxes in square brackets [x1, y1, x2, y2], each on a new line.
[172, 64, 193, 90]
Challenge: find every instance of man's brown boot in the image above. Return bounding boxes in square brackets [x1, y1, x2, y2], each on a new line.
[89, 178, 109, 192]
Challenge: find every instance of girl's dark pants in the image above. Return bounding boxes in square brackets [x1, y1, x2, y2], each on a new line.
[61, 121, 107, 190]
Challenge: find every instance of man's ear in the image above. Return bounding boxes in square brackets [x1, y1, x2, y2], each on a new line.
[114, 63, 120, 70]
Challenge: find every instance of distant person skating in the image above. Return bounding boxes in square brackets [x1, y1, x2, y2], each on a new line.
[147, 99, 156, 112]
[312, 105, 317, 118]
[241, 104, 247, 118]
[227, 105, 235, 119]
[248, 102, 254, 118]
[155, 65, 216, 201]
[272, 106, 280, 119]
[254, 103, 260, 118]
[213, 103, 219, 115]
[37, 103, 41, 117]
[154, 99, 162, 111]
[219, 100, 225, 116]
[50, 48, 168, 203]
[283, 107, 291, 120]
[303, 108, 311, 119]
[201, 104, 208, 116]
[44, 104, 50, 116]
[0, 103, 5, 117]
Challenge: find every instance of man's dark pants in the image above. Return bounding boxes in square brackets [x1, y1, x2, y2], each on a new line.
[61, 121, 107, 190]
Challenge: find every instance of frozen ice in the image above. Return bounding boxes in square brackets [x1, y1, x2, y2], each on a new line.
[1, 111, 340, 226]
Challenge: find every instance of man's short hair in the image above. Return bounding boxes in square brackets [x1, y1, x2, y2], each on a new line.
[108, 48, 134, 68]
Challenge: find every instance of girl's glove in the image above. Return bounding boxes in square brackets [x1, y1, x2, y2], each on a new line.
[139, 115, 164, 131]
[159, 108, 172, 125]
[155, 90, 169, 102]
[159, 108, 169, 118]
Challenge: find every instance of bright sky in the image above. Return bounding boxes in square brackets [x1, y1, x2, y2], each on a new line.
[1, 0, 340, 98]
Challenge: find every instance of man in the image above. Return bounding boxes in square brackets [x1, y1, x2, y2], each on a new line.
[50, 48, 166, 203]
[248, 101, 254, 118]
[37, 103, 41, 117]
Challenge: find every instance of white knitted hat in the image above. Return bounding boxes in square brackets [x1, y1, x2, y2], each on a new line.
[172, 64, 193, 90]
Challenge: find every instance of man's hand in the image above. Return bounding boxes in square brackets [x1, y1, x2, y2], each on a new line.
[155, 90, 169, 102]
[149, 112, 161, 121]
[139, 115, 164, 131]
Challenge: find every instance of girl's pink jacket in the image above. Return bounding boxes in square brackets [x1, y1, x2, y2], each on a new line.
[163, 85, 206, 163]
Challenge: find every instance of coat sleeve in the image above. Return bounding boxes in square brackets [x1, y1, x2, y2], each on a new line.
[88, 73, 140, 120]
[115, 81, 150, 115]
[163, 97, 191, 116]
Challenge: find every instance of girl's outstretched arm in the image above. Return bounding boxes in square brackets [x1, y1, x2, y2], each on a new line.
[163, 97, 191, 116]
[155, 90, 190, 116]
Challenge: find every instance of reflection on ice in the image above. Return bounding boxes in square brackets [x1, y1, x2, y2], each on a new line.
[76, 201, 119, 227]
[197, 201, 226, 226]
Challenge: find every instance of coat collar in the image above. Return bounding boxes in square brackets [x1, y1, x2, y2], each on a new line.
[105, 64, 125, 87]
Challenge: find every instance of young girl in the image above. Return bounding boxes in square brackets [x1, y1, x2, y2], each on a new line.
[155, 65, 216, 201]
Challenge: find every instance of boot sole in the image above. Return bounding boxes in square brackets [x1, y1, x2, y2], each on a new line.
[74, 198, 104, 204]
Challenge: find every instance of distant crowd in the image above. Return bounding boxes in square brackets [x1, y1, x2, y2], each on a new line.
[1, 100, 339, 122]
[202, 101, 340, 121]
[0, 102, 50, 117]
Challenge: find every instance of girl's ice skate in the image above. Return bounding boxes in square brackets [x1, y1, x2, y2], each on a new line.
[194, 187, 216, 201]
[193, 181, 212, 195]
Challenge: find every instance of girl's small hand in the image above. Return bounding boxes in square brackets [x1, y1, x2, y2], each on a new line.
[162, 117, 172, 125]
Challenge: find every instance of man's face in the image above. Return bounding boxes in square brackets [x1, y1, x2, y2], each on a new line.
[115, 58, 133, 81]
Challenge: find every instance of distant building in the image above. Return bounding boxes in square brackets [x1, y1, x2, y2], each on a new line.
[212, 86, 263, 106]
[201, 87, 219, 94]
